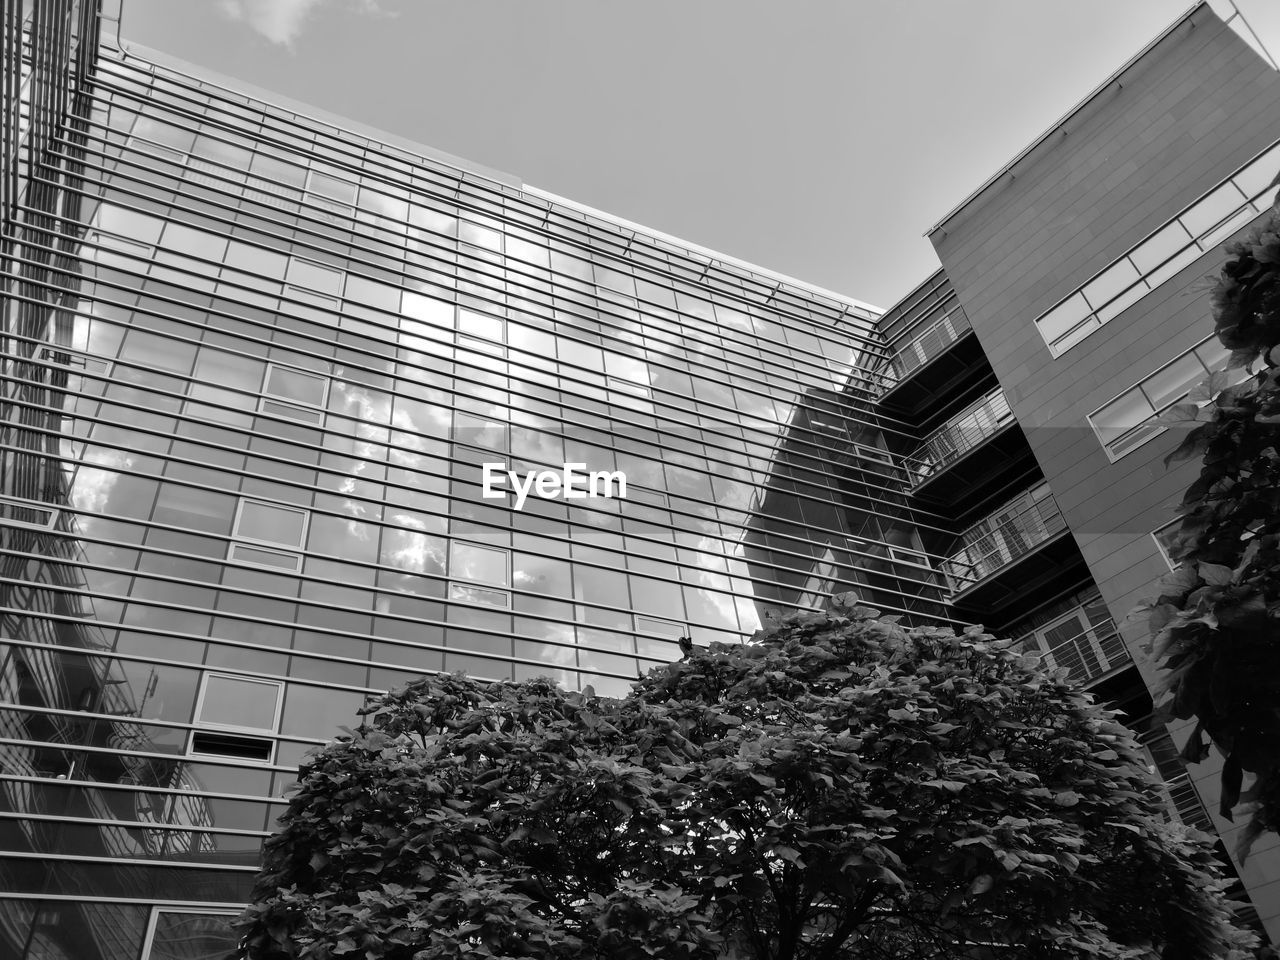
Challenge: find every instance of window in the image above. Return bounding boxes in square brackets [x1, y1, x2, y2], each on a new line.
[1035, 139, 1280, 356]
[0, 494, 58, 531]
[228, 498, 308, 572]
[190, 673, 283, 763]
[306, 169, 357, 222]
[261, 364, 328, 424]
[449, 541, 511, 608]
[1153, 519, 1182, 569]
[141, 908, 238, 960]
[286, 256, 343, 298]
[458, 308, 504, 341]
[1087, 336, 1247, 460]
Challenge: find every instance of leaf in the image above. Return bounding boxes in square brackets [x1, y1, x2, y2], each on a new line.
[969, 874, 995, 896]
[1197, 562, 1234, 586]
[1220, 753, 1243, 821]
[771, 845, 803, 864]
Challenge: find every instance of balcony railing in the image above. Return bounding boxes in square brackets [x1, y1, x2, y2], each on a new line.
[941, 483, 1065, 593]
[875, 303, 972, 393]
[905, 388, 1013, 484]
[1141, 728, 1214, 832]
[1015, 604, 1130, 687]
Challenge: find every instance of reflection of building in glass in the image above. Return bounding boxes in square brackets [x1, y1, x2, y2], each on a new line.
[2, 4, 893, 955]
[3, 0, 1280, 954]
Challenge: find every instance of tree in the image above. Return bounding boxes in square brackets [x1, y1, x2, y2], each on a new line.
[1137, 212, 1280, 858]
[237, 601, 1254, 959]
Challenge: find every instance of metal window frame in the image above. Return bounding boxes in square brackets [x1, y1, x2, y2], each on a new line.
[231, 497, 310, 549]
[448, 540, 511, 588]
[1152, 518, 1182, 570]
[447, 581, 512, 609]
[192, 671, 284, 736]
[1035, 137, 1280, 358]
[1086, 334, 1226, 462]
[139, 906, 240, 960]
[284, 253, 344, 297]
[0, 493, 59, 531]
[259, 362, 329, 423]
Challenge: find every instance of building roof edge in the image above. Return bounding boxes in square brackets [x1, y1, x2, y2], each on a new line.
[925, 0, 1210, 238]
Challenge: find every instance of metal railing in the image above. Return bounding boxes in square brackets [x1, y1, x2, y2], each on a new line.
[1141, 727, 1214, 833]
[905, 388, 1013, 484]
[1015, 608, 1130, 687]
[942, 484, 1065, 593]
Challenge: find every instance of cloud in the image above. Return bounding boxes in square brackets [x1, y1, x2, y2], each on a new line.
[217, 0, 381, 49]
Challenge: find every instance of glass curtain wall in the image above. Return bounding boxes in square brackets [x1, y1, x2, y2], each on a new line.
[0, 32, 926, 957]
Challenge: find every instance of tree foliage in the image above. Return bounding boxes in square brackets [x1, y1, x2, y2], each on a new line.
[238, 602, 1254, 959]
[1136, 213, 1280, 857]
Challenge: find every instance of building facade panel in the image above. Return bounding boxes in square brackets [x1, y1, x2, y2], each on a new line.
[926, 3, 1280, 943]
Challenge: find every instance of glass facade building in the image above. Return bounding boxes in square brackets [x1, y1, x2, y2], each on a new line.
[5, 1, 1277, 955]
[0, 6, 931, 955]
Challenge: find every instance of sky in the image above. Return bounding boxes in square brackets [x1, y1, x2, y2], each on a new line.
[113, 0, 1280, 310]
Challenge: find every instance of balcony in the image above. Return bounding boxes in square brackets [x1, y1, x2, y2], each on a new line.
[942, 483, 1083, 615]
[1015, 602, 1131, 687]
[875, 302, 990, 420]
[1141, 727, 1214, 833]
[907, 389, 1012, 482]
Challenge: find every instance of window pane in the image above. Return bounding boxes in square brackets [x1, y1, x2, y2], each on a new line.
[1128, 220, 1193, 273]
[1037, 293, 1090, 348]
[1233, 143, 1280, 199]
[265, 366, 327, 406]
[1082, 258, 1141, 310]
[309, 170, 357, 204]
[459, 220, 502, 251]
[237, 500, 307, 547]
[160, 223, 228, 262]
[449, 583, 510, 607]
[1142, 352, 1205, 410]
[94, 203, 164, 245]
[146, 911, 238, 960]
[1181, 182, 1247, 238]
[402, 291, 454, 327]
[1194, 338, 1230, 371]
[450, 542, 509, 586]
[1093, 388, 1154, 439]
[199, 675, 280, 731]
[224, 240, 289, 281]
[286, 258, 343, 296]
[458, 309, 503, 340]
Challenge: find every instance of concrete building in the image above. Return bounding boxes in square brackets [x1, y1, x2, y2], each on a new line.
[867, 2, 1280, 944]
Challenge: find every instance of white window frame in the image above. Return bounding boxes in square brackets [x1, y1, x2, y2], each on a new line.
[305, 168, 357, 223]
[1087, 335, 1245, 462]
[140, 907, 239, 960]
[636, 615, 687, 638]
[448, 541, 512, 608]
[0, 493, 59, 531]
[193, 672, 285, 736]
[285, 255, 344, 300]
[1152, 519, 1182, 570]
[259, 363, 329, 425]
[1035, 138, 1280, 357]
[228, 498, 309, 573]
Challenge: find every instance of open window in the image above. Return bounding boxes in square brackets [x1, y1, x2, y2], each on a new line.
[141, 908, 239, 959]
[260, 363, 328, 425]
[228, 498, 308, 572]
[190, 673, 283, 763]
[449, 541, 511, 608]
